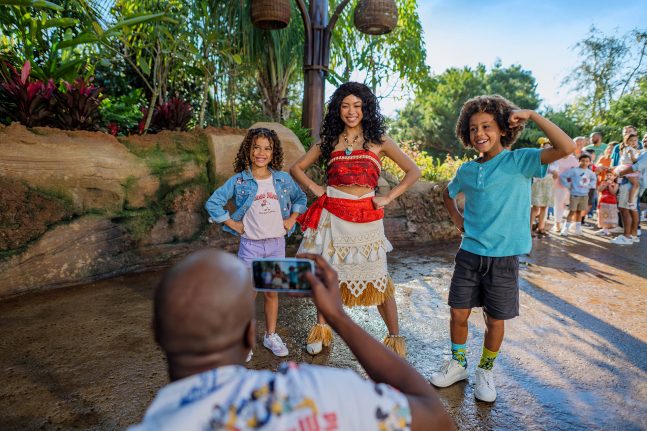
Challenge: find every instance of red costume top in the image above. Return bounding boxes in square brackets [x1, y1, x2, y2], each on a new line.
[326, 150, 381, 189]
[296, 150, 384, 230]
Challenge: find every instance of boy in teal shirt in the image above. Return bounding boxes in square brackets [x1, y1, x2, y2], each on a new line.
[430, 95, 576, 402]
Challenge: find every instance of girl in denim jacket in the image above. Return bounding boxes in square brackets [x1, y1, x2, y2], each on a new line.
[205, 128, 307, 360]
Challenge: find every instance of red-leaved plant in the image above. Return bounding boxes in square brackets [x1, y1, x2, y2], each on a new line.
[107, 122, 119, 136]
[0, 60, 56, 127]
[150, 97, 192, 132]
[53, 77, 104, 130]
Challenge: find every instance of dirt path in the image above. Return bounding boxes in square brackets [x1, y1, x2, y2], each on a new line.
[1, 228, 645, 430]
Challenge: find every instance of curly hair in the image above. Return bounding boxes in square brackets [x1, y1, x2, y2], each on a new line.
[455, 95, 523, 149]
[233, 128, 284, 173]
[319, 82, 386, 162]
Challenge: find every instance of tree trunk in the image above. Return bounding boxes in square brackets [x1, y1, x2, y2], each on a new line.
[198, 74, 210, 129]
[143, 87, 158, 134]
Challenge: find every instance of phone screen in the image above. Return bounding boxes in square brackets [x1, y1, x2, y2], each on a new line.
[251, 258, 314, 292]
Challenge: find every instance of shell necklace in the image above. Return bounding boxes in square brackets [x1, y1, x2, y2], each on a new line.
[343, 133, 360, 156]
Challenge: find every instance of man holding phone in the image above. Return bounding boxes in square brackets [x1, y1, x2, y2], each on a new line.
[130, 249, 454, 431]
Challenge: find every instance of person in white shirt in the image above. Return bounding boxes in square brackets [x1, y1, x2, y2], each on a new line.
[129, 249, 455, 431]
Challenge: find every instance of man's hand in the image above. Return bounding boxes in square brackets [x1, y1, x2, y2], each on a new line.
[297, 253, 345, 323]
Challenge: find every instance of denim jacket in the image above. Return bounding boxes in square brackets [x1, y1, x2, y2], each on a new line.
[204, 168, 307, 237]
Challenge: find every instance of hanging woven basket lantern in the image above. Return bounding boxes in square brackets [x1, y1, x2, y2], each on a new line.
[354, 0, 398, 35]
[250, 0, 291, 30]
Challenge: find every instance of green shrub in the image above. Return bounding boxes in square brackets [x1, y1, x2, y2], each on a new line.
[100, 89, 144, 135]
[284, 117, 314, 150]
[382, 141, 472, 182]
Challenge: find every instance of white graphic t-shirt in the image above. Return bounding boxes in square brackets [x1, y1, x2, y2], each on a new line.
[242, 177, 285, 240]
[128, 362, 411, 431]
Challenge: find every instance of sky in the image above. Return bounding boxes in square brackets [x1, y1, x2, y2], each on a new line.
[372, 0, 647, 117]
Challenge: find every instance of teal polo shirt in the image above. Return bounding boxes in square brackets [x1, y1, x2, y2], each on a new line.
[448, 148, 547, 257]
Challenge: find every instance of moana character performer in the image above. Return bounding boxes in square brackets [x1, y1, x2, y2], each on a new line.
[290, 82, 421, 357]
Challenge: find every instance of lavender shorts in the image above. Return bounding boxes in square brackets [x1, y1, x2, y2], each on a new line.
[238, 237, 286, 267]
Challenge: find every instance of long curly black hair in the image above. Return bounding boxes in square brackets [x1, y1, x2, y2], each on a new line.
[319, 82, 386, 162]
[455, 95, 523, 149]
[233, 128, 284, 172]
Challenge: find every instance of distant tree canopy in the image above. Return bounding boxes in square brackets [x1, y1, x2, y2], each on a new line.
[563, 26, 646, 134]
[328, 0, 430, 93]
[391, 62, 541, 157]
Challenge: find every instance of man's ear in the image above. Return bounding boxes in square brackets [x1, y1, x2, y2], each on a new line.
[244, 318, 257, 350]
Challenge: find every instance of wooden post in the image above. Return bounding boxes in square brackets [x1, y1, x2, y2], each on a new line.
[295, 0, 352, 141]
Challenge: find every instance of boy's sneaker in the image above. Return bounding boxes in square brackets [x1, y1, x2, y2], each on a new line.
[574, 225, 583, 235]
[474, 367, 497, 402]
[593, 229, 609, 236]
[246, 349, 253, 363]
[263, 333, 289, 357]
[429, 359, 468, 388]
[559, 226, 569, 237]
[611, 235, 633, 245]
[609, 226, 625, 233]
[633, 236, 640, 243]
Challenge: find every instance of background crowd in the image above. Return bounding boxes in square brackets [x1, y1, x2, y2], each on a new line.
[530, 126, 647, 244]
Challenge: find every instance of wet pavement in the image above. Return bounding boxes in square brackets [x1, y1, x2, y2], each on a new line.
[0, 223, 646, 430]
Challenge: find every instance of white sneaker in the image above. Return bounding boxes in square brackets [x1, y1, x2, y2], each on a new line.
[593, 229, 609, 236]
[609, 226, 625, 233]
[611, 235, 633, 245]
[474, 367, 497, 402]
[246, 349, 253, 363]
[574, 225, 583, 235]
[263, 333, 289, 357]
[559, 227, 569, 237]
[633, 236, 640, 243]
[638, 229, 642, 237]
[429, 359, 468, 388]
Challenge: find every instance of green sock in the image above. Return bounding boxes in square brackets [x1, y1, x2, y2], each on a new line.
[478, 346, 499, 370]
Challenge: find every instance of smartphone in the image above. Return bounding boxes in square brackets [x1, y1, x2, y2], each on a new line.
[251, 258, 315, 292]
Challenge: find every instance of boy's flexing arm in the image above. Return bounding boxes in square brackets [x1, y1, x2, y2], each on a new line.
[509, 110, 576, 164]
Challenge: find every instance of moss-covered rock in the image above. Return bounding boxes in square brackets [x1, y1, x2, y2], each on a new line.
[0, 177, 74, 252]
